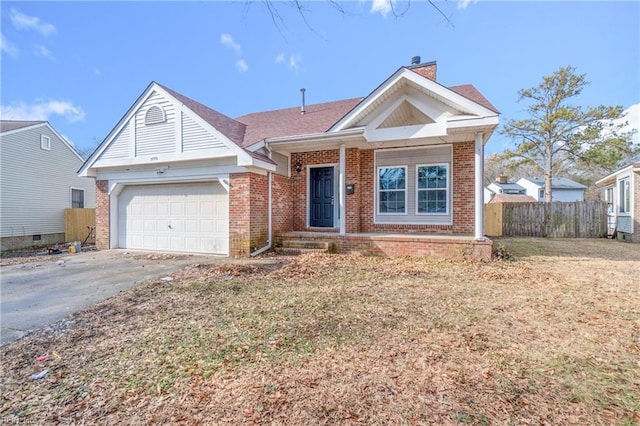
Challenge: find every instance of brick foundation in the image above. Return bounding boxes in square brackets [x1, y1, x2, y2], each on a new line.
[277, 231, 493, 261]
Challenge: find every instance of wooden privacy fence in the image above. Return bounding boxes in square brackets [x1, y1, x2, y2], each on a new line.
[484, 201, 608, 238]
[64, 208, 96, 244]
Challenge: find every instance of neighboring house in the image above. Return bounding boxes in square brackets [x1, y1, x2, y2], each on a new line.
[516, 177, 586, 202]
[79, 59, 500, 260]
[1, 121, 96, 250]
[596, 163, 640, 242]
[484, 175, 526, 203]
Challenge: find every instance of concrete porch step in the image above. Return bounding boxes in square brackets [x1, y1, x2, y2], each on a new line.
[276, 240, 333, 255]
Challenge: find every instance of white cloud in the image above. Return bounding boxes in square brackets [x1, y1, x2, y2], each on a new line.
[235, 59, 248, 73]
[34, 44, 55, 60]
[1, 99, 86, 123]
[457, 0, 479, 9]
[276, 53, 301, 71]
[220, 33, 241, 54]
[370, 0, 394, 17]
[10, 8, 56, 36]
[289, 54, 301, 70]
[0, 33, 18, 57]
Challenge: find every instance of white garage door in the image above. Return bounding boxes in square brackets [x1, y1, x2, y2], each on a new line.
[118, 182, 229, 255]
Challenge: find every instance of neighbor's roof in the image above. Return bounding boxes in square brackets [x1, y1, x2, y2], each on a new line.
[236, 98, 363, 147]
[491, 181, 525, 192]
[520, 177, 587, 190]
[0, 120, 46, 133]
[488, 194, 537, 203]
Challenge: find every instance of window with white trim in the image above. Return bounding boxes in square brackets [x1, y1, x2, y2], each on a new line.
[41, 134, 51, 151]
[378, 166, 406, 214]
[71, 188, 85, 208]
[619, 178, 631, 213]
[416, 164, 448, 214]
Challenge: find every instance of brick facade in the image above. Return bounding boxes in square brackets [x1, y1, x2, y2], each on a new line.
[229, 172, 270, 257]
[93, 141, 481, 257]
[95, 180, 110, 250]
[287, 143, 478, 237]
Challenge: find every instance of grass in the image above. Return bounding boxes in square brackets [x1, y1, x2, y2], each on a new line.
[1, 238, 639, 424]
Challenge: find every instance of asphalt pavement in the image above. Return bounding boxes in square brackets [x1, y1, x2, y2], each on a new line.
[0, 249, 227, 346]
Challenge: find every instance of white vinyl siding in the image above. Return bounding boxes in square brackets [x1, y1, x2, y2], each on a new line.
[100, 122, 130, 160]
[271, 151, 289, 176]
[182, 112, 225, 152]
[135, 91, 176, 157]
[0, 125, 96, 238]
[374, 145, 452, 225]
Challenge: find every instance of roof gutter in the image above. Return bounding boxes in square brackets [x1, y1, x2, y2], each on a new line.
[263, 127, 365, 146]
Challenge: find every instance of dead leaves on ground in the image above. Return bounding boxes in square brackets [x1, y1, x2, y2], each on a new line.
[2, 244, 639, 424]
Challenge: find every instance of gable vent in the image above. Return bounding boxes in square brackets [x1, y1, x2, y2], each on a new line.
[145, 105, 166, 125]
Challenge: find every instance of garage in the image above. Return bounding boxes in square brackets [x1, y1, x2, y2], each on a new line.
[118, 182, 229, 255]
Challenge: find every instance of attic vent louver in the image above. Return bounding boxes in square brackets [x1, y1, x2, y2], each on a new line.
[145, 105, 166, 125]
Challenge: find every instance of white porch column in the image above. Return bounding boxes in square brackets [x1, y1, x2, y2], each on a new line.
[339, 144, 346, 235]
[474, 132, 485, 240]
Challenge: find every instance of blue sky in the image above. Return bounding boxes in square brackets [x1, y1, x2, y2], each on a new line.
[1, 1, 638, 156]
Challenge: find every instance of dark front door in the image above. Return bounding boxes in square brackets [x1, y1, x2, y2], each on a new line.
[310, 167, 334, 227]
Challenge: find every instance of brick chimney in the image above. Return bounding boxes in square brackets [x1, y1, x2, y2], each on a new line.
[496, 174, 508, 184]
[408, 57, 437, 81]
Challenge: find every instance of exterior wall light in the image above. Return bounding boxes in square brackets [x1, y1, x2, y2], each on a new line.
[294, 162, 302, 173]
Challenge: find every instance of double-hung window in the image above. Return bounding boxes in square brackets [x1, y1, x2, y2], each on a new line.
[417, 164, 448, 214]
[378, 166, 406, 214]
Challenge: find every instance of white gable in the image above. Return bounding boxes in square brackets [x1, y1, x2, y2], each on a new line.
[81, 83, 273, 177]
[329, 68, 498, 146]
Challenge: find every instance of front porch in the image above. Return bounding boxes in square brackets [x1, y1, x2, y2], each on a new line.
[276, 231, 493, 261]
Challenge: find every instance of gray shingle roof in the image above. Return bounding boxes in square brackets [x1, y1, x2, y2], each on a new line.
[522, 177, 587, 190]
[0, 120, 46, 133]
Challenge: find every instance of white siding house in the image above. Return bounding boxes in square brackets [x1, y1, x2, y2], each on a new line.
[516, 177, 586, 202]
[596, 163, 640, 242]
[0, 121, 96, 250]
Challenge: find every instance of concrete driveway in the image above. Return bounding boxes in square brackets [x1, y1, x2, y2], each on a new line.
[0, 249, 228, 346]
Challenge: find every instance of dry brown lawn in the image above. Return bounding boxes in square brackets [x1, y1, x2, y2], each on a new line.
[1, 238, 639, 425]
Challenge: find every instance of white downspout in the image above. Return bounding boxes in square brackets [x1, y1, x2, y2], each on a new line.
[250, 171, 273, 257]
[474, 132, 485, 240]
[339, 144, 346, 235]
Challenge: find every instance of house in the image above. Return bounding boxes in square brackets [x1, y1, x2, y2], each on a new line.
[1, 121, 96, 250]
[596, 163, 640, 242]
[484, 174, 527, 203]
[79, 59, 500, 260]
[516, 177, 586, 202]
